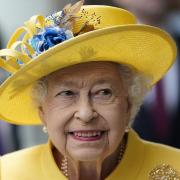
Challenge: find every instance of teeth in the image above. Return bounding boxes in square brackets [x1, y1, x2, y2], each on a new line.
[73, 131, 102, 137]
[88, 132, 91, 137]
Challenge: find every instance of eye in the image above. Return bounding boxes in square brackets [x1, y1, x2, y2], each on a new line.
[55, 90, 75, 97]
[96, 89, 112, 97]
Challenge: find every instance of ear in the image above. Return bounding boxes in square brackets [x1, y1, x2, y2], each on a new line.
[38, 106, 47, 126]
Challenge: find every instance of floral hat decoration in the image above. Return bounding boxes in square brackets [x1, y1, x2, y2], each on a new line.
[0, 0, 177, 125]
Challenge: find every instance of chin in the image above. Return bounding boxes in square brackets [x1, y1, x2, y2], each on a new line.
[68, 148, 107, 162]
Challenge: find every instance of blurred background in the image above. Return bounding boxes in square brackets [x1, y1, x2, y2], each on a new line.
[0, 0, 180, 155]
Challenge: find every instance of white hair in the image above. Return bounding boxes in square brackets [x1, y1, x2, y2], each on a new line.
[118, 64, 151, 123]
[31, 63, 151, 124]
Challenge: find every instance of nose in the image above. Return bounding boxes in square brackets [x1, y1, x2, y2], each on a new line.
[74, 95, 98, 123]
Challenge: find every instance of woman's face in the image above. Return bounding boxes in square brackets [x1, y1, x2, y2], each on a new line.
[39, 62, 130, 162]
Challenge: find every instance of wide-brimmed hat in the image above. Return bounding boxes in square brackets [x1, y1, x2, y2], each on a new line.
[0, 1, 177, 125]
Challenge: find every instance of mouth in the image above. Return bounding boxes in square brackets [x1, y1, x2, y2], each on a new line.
[68, 130, 107, 141]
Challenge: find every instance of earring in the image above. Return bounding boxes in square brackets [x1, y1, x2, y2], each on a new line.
[43, 126, 48, 133]
[125, 125, 131, 133]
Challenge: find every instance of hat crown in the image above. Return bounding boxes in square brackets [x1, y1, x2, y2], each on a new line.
[0, 5, 136, 75]
[73, 6, 136, 33]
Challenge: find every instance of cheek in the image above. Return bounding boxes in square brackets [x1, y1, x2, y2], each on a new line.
[98, 100, 128, 128]
[97, 102, 128, 152]
[42, 104, 75, 155]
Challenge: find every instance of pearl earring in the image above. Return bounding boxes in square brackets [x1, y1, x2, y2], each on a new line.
[43, 126, 48, 133]
[125, 126, 131, 133]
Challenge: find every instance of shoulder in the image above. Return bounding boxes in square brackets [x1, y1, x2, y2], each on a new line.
[143, 137, 180, 153]
[142, 137, 180, 163]
[0, 144, 47, 180]
[125, 130, 180, 179]
[129, 130, 180, 161]
[129, 130, 180, 159]
[137, 133, 180, 178]
[1, 143, 46, 162]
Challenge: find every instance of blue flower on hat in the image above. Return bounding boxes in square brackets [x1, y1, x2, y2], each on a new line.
[29, 27, 73, 54]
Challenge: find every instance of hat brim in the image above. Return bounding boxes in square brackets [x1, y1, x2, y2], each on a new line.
[0, 24, 176, 125]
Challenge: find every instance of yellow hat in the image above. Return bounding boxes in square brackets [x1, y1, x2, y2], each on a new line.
[0, 1, 177, 125]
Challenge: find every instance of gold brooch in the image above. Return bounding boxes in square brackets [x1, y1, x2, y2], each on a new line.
[149, 164, 180, 180]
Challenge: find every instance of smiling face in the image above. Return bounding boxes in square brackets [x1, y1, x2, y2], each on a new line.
[39, 62, 130, 162]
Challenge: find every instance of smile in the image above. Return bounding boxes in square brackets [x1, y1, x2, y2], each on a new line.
[68, 130, 106, 141]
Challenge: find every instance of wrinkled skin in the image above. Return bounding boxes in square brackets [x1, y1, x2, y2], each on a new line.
[39, 61, 131, 180]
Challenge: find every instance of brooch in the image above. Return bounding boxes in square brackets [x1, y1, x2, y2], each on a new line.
[149, 164, 180, 180]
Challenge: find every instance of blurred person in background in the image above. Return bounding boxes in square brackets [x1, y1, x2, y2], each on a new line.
[112, 0, 180, 147]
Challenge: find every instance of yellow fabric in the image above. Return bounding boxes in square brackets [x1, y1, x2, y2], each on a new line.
[1, 130, 180, 180]
[0, 57, 19, 73]
[7, 26, 33, 49]
[10, 41, 35, 57]
[0, 5, 177, 125]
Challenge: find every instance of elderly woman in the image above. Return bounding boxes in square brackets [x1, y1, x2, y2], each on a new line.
[0, 1, 180, 179]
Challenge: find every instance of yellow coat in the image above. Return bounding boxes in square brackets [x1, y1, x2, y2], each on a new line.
[1, 130, 180, 180]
